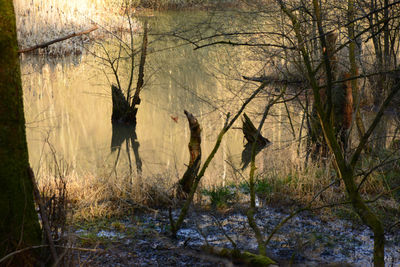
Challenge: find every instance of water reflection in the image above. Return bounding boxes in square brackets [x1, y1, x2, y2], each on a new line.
[21, 11, 307, 185]
[111, 124, 142, 177]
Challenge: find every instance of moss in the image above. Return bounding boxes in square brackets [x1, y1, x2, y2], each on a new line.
[204, 246, 276, 266]
[219, 248, 230, 257]
[242, 251, 276, 266]
[0, 0, 42, 263]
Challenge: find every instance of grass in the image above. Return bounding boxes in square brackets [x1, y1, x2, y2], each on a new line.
[202, 184, 237, 208]
[14, 0, 138, 56]
[34, 137, 399, 230]
[37, 164, 174, 222]
[36, 155, 399, 223]
[14, 0, 242, 56]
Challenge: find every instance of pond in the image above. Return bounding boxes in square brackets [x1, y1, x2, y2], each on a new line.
[19, 8, 400, 267]
[22, 11, 302, 187]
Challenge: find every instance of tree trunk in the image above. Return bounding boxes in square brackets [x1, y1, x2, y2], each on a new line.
[0, 1, 42, 265]
[341, 168, 385, 267]
[111, 21, 147, 126]
[177, 110, 201, 198]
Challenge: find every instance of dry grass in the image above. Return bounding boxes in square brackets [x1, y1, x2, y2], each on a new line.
[14, 0, 139, 55]
[37, 160, 398, 225]
[35, 139, 399, 224]
[38, 167, 175, 222]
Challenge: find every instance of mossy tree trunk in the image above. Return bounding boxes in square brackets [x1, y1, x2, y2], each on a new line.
[0, 0, 42, 265]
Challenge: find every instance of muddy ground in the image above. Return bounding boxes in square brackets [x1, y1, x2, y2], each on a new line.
[69, 204, 400, 267]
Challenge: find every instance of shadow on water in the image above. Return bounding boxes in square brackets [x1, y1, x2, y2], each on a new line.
[111, 124, 142, 178]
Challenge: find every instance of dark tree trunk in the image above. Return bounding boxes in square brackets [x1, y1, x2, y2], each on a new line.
[177, 110, 202, 198]
[0, 1, 42, 265]
[111, 84, 137, 125]
[111, 20, 147, 126]
[309, 32, 355, 158]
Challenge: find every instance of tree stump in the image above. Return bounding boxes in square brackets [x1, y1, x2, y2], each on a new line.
[241, 113, 271, 170]
[111, 85, 138, 125]
[177, 110, 202, 198]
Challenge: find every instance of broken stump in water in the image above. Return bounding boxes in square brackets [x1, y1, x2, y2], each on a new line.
[110, 21, 148, 126]
[177, 110, 202, 199]
[241, 113, 271, 170]
[111, 84, 138, 125]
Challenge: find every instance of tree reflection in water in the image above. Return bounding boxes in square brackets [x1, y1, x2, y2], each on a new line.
[111, 124, 142, 180]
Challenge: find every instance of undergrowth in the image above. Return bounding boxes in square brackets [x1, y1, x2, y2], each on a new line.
[36, 151, 400, 223]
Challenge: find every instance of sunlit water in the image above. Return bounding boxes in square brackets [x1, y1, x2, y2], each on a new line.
[19, 8, 400, 267]
[22, 11, 302, 185]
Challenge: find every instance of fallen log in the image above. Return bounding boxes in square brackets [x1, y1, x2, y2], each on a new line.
[18, 25, 98, 54]
[243, 75, 304, 85]
[202, 246, 277, 266]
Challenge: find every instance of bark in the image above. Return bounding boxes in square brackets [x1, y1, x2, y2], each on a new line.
[111, 20, 147, 125]
[341, 168, 385, 267]
[132, 20, 148, 107]
[170, 83, 267, 236]
[0, 0, 42, 265]
[177, 110, 201, 198]
[111, 84, 133, 124]
[309, 32, 338, 160]
[278, 2, 389, 265]
[347, 4, 368, 149]
[343, 73, 354, 130]
[28, 168, 57, 262]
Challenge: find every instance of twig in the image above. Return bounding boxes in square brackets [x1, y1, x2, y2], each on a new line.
[0, 245, 48, 264]
[265, 178, 340, 246]
[0, 243, 100, 265]
[194, 220, 210, 247]
[387, 221, 400, 233]
[27, 167, 58, 263]
[211, 215, 237, 249]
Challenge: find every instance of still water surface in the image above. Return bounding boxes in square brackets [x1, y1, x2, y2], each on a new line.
[22, 11, 301, 185]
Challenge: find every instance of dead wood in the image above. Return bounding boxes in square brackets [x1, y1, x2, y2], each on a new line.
[202, 246, 276, 266]
[18, 26, 98, 54]
[132, 20, 148, 107]
[241, 113, 271, 170]
[177, 110, 202, 198]
[111, 21, 148, 125]
[111, 84, 135, 124]
[242, 75, 305, 85]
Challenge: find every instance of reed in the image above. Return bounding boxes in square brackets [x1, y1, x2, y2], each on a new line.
[37, 166, 174, 221]
[14, 0, 135, 55]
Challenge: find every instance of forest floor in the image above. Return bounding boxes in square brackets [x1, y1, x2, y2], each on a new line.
[69, 203, 400, 266]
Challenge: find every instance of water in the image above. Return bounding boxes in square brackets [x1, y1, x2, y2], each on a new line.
[20, 9, 400, 266]
[22, 11, 301, 184]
